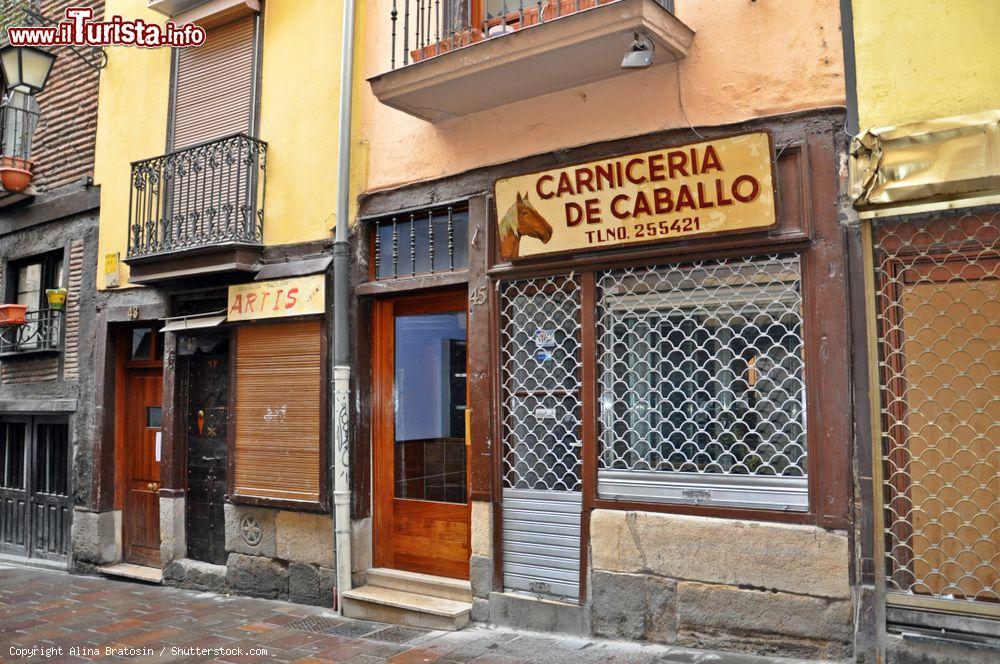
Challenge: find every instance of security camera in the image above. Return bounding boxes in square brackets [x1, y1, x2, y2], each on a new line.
[621, 33, 655, 70]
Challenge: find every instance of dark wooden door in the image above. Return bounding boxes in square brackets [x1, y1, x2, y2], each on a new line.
[123, 369, 163, 567]
[0, 418, 30, 557]
[373, 290, 471, 580]
[28, 419, 72, 561]
[0, 417, 72, 561]
[181, 334, 229, 565]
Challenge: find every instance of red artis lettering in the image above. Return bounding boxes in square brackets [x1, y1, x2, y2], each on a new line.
[229, 287, 303, 315]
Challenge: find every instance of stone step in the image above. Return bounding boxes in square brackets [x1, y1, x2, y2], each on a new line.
[342, 585, 471, 631]
[365, 567, 473, 603]
[98, 563, 163, 584]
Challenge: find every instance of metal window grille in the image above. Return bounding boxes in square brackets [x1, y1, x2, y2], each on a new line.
[873, 211, 1000, 610]
[595, 254, 808, 510]
[499, 275, 582, 601]
[372, 205, 468, 279]
[0, 92, 40, 162]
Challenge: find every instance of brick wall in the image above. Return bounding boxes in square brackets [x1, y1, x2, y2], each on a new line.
[26, 0, 104, 193]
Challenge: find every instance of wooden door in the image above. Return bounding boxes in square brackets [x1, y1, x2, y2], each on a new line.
[373, 290, 470, 579]
[123, 369, 164, 567]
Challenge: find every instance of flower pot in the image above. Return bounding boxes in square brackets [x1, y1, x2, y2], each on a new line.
[46, 288, 68, 311]
[0, 156, 33, 193]
[0, 304, 28, 327]
[409, 29, 484, 63]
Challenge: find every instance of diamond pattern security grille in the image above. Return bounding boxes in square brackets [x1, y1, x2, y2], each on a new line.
[499, 276, 582, 492]
[595, 255, 807, 509]
[873, 212, 1000, 607]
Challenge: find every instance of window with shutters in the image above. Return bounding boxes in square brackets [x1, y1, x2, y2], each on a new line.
[125, 12, 266, 266]
[231, 320, 325, 508]
[170, 14, 258, 149]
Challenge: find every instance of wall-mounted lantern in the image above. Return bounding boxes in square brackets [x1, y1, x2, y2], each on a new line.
[0, 45, 53, 193]
[0, 44, 56, 95]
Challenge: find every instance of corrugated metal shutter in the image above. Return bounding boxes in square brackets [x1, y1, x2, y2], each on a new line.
[171, 15, 256, 150]
[234, 320, 322, 503]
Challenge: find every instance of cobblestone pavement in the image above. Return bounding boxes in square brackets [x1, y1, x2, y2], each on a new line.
[1, 564, 833, 664]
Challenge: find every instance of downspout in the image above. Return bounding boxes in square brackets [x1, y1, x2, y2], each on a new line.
[333, 0, 356, 613]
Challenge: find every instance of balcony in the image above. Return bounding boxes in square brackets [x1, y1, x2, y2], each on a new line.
[0, 310, 61, 358]
[124, 133, 267, 284]
[369, 0, 693, 122]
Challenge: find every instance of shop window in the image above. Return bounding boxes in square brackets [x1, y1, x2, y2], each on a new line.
[232, 319, 324, 506]
[371, 205, 469, 279]
[0, 421, 26, 490]
[596, 254, 808, 510]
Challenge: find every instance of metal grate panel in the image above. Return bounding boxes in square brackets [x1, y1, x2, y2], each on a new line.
[873, 211, 1000, 613]
[285, 616, 347, 633]
[596, 255, 807, 510]
[499, 275, 583, 601]
[367, 625, 430, 643]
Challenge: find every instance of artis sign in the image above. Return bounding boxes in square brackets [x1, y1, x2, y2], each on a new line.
[228, 275, 325, 322]
[494, 132, 778, 260]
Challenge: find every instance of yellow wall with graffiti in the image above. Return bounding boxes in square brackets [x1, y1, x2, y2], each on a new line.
[93, 0, 345, 289]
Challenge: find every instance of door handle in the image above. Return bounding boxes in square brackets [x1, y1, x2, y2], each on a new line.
[147, 482, 160, 492]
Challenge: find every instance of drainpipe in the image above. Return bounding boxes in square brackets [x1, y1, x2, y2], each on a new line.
[333, 0, 356, 613]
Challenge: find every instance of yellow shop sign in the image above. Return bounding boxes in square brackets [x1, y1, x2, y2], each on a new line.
[494, 132, 778, 260]
[228, 275, 325, 322]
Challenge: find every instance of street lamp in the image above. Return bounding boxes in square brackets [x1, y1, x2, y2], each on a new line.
[0, 44, 57, 95]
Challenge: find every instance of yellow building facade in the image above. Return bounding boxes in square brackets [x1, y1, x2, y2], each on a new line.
[83, 0, 350, 609]
[95, 0, 346, 289]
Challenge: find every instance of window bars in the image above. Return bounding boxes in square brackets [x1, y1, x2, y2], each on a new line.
[0, 92, 40, 162]
[595, 254, 808, 510]
[873, 211, 1000, 609]
[371, 205, 469, 279]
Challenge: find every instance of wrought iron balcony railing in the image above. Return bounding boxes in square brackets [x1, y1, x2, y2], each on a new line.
[0, 309, 61, 357]
[127, 133, 267, 259]
[386, 0, 674, 69]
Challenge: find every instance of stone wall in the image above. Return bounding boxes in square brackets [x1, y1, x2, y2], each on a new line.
[163, 502, 336, 608]
[589, 509, 853, 660]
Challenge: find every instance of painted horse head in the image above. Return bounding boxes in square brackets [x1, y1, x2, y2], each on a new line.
[498, 192, 554, 260]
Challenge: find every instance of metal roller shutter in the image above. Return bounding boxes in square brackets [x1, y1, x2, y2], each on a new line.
[171, 14, 256, 150]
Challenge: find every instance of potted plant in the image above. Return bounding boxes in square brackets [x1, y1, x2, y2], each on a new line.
[45, 288, 68, 311]
[0, 303, 28, 327]
[0, 155, 33, 193]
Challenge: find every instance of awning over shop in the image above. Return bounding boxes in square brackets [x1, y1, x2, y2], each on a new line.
[850, 110, 1000, 217]
[160, 310, 228, 333]
[254, 256, 332, 281]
